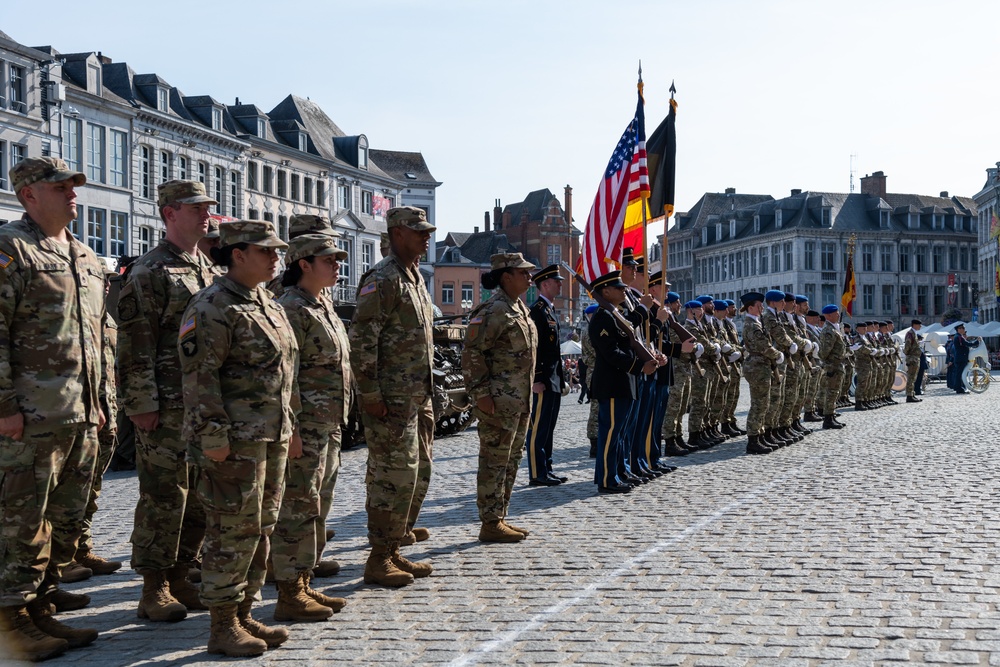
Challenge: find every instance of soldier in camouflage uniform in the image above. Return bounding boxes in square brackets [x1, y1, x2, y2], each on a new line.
[818, 305, 847, 429]
[840, 323, 856, 406]
[661, 291, 696, 454]
[179, 220, 298, 657]
[803, 309, 825, 420]
[265, 214, 339, 298]
[740, 292, 781, 454]
[197, 216, 221, 258]
[117, 180, 219, 622]
[852, 322, 875, 410]
[776, 293, 808, 441]
[685, 300, 719, 448]
[903, 319, 923, 402]
[462, 253, 538, 543]
[719, 300, 747, 436]
[272, 234, 352, 622]
[350, 206, 436, 588]
[580, 306, 599, 456]
[760, 291, 795, 448]
[0, 158, 106, 661]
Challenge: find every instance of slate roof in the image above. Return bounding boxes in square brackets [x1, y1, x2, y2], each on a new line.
[457, 231, 517, 265]
[502, 188, 558, 225]
[369, 150, 439, 185]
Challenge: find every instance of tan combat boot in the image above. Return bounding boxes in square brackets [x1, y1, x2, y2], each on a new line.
[502, 521, 531, 537]
[166, 565, 208, 610]
[208, 603, 268, 657]
[301, 572, 347, 612]
[26, 598, 98, 648]
[400, 526, 431, 545]
[363, 546, 414, 588]
[311, 559, 341, 578]
[479, 521, 525, 543]
[273, 575, 333, 622]
[75, 549, 123, 575]
[136, 570, 187, 622]
[0, 605, 68, 662]
[59, 561, 92, 584]
[237, 598, 289, 647]
[390, 546, 433, 578]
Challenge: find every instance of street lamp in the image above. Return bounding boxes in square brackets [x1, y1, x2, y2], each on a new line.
[947, 283, 959, 307]
[461, 298, 472, 323]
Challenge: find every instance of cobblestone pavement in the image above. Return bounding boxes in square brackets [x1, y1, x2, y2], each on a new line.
[16, 378, 1000, 667]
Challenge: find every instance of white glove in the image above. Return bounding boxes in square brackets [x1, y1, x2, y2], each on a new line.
[695, 343, 704, 358]
[722, 343, 733, 354]
[727, 351, 741, 363]
[776, 352, 785, 365]
[711, 342, 721, 353]
[789, 342, 798, 355]
[812, 346, 820, 359]
[850, 343, 861, 351]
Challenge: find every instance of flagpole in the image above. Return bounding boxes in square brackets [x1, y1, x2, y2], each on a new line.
[661, 82, 675, 295]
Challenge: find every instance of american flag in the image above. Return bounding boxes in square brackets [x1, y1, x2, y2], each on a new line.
[580, 84, 649, 283]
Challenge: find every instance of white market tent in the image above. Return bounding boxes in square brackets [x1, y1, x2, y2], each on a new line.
[560, 340, 582, 356]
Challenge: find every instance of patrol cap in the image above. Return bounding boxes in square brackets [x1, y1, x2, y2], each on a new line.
[665, 291, 681, 303]
[205, 217, 221, 239]
[584, 304, 599, 314]
[219, 220, 288, 248]
[821, 304, 839, 315]
[10, 156, 86, 193]
[491, 252, 535, 272]
[764, 290, 785, 303]
[741, 291, 765, 307]
[621, 247, 638, 267]
[713, 300, 728, 311]
[685, 300, 704, 310]
[794, 294, 809, 304]
[695, 295, 714, 305]
[532, 264, 564, 284]
[386, 206, 436, 231]
[285, 233, 347, 265]
[289, 214, 338, 239]
[592, 270, 627, 291]
[158, 179, 217, 207]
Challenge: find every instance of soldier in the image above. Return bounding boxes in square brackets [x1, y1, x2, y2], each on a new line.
[0, 157, 106, 660]
[179, 220, 297, 657]
[644, 271, 679, 472]
[463, 253, 538, 542]
[818, 305, 847, 429]
[349, 206, 436, 588]
[118, 180, 219, 622]
[839, 322, 855, 408]
[524, 264, 567, 486]
[852, 322, 875, 410]
[265, 214, 339, 299]
[777, 293, 809, 441]
[797, 298, 824, 426]
[272, 234, 352, 622]
[718, 300, 747, 436]
[581, 305, 599, 458]
[685, 299, 720, 449]
[197, 217, 221, 258]
[661, 291, 698, 455]
[760, 291, 795, 448]
[904, 319, 923, 402]
[803, 309, 825, 421]
[740, 292, 782, 454]
[701, 297, 733, 442]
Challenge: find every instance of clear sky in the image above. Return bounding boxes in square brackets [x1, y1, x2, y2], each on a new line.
[4, 0, 1000, 241]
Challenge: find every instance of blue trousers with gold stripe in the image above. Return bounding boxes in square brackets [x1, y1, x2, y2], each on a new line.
[628, 377, 656, 473]
[595, 398, 633, 488]
[525, 389, 561, 482]
[647, 383, 670, 467]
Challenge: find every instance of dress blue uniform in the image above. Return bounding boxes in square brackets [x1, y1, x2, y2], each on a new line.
[524, 265, 565, 485]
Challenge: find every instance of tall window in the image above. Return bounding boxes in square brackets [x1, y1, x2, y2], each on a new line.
[880, 244, 892, 272]
[11, 144, 24, 168]
[900, 285, 911, 315]
[932, 246, 944, 273]
[211, 107, 222, 131]
[760, 247, 768, 274]
[110, 130, 127, 187]
[87, 208, 106, 255]
[881, 285, 893, 314]
[362, 190, 373, 215]
[304, 177, 313, 205]
[159, 151, 171, 182]
[247, 161, 258, 190]
[933, 286, 945, 314]
[804, 241, 815, 271]
[915, 245, 927, 272]
[86, 124, 105, 182]
[214, 167, 223, 214]
[821, 284, 836, 306]
[442, 283, 455, 304]
[804, 283, 816, 305]
[317, 180, 326, 206]
[916, 285, 928, 315]
[862, 284, 874, 313]
[139, 146, 151, 199]
[69, 206, 83, 240]
[229, 172, 239, 217]
[257, 118, 267, 138]
[290, 174, 300, 201]
[338, 184, 350, 210]
[784, 243, 792, 272]
[337, 238, 353, 293]
[772, 246, 780, 273]
[862, 243, 873, 272]
[178, 156, 188, 180]
[8, 65, 26, 113]
[461, 283, 474, 304]
[156, 87, 169, 112]
[899, 246, 910, 273]
[278, 215, 288, 240]
[110, 211, 127, 257]
[277, 170, 287, 198]
[0, 140, 6, 190]
[198, 161, 207, 185]
[821, 242, 835, 271]
[63, 118, 82, 171]
[547, 244, 561, 266]
[262, 165, 273, 194]
[362, 242, 373, 272]
[138, 226, 151, 255]
[960, 246, 969, 271]
[949, 245, 958, 271]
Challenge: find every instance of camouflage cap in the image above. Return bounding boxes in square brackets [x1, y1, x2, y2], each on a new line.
[205, 217, 221, 239]
[387, 206, 436, 231]
[286, 233, 348, 265]
[158, 179, 218, 207]
[9, 157, 86, 193]
[218, 220, 288, 249]
[490, 252, 535, 272]
[289, 214, 339, 239]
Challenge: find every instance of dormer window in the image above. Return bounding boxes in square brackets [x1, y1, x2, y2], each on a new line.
[909, 212, 917, 229]
[358, 135, 368, 170]
[157, 87, 169, 113]
[821, 207, 831, 227]
[775, 209, 783, 229]
[715, 222, 722, 242]
[211, 107, 222, 131]
[730, 219, 736, 239]
[880, 210, 889, 229]
[298, 133, 307, 152]
[257, 119, 267, 138]
[702, 227, 708, 245]
[753, 214, 760, 234]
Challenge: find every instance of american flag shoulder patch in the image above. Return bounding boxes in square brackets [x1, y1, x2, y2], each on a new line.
[359, 282, 377, 297]
[469, 317, 483, 325]
[0, 252, 13, 269]
[179, 316, 197, 338]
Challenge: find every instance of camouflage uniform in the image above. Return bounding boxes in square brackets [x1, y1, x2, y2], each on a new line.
[685, 316, 715, 436]
[841, 328, 856, 402]
[720, 315, 744, 426]
[179, 223, 298, 607]
[778, 310, 809, 428]
[818, 321, 847, 417]
[662, 314, 694, 441]
[265, 214, 340, 299]
[118, 237, 218, 572]
[462, 266, 537, 524]
[272, 236, 352, 581]
[742, 313, 780, 436]
[0, 205, 107, 605]
[350, 245, 435, 548]
[761, 306, 792, 430]
[853, 330, 875, 405]
[903, 327, 921, 398]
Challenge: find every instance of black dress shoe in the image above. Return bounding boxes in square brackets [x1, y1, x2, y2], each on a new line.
[906, 396, 921, 403]
[529, 477, 561, 487]
[547, 474, 569, 483]
[622, 472, 647, 485]
[598, 484, 632, 494]
[653, 462, 677, 473]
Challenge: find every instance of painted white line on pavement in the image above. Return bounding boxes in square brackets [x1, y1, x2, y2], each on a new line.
[447, 460, 814, 667]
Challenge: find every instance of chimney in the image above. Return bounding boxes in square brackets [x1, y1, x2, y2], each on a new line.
[484, 211, 490, 232]
[791, 188, 802, 196]
[724, 187, 736, 195]
[235, 96, 241, 106]
[860, 171, 887, 199]
[564, 185, 573, 225]
[474, 226, 479, 233]
[940, 191, 949, 198]
[494, 199, 503, 230]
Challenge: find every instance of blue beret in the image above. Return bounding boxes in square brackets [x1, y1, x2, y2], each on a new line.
[665, 291, 681, 303]
[794, 294, 808, 304]
[684, 300, 703, 309]
[695, 295, 714, 304]
[724, 299, 735, 307]
[713, 300, 728, 311]
[821, 304, 839, 315]
[585, 304, 599, 314]
[764, 290, 785, 303]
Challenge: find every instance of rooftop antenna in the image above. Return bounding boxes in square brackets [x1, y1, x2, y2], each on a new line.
[850, 153, 858, 193]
